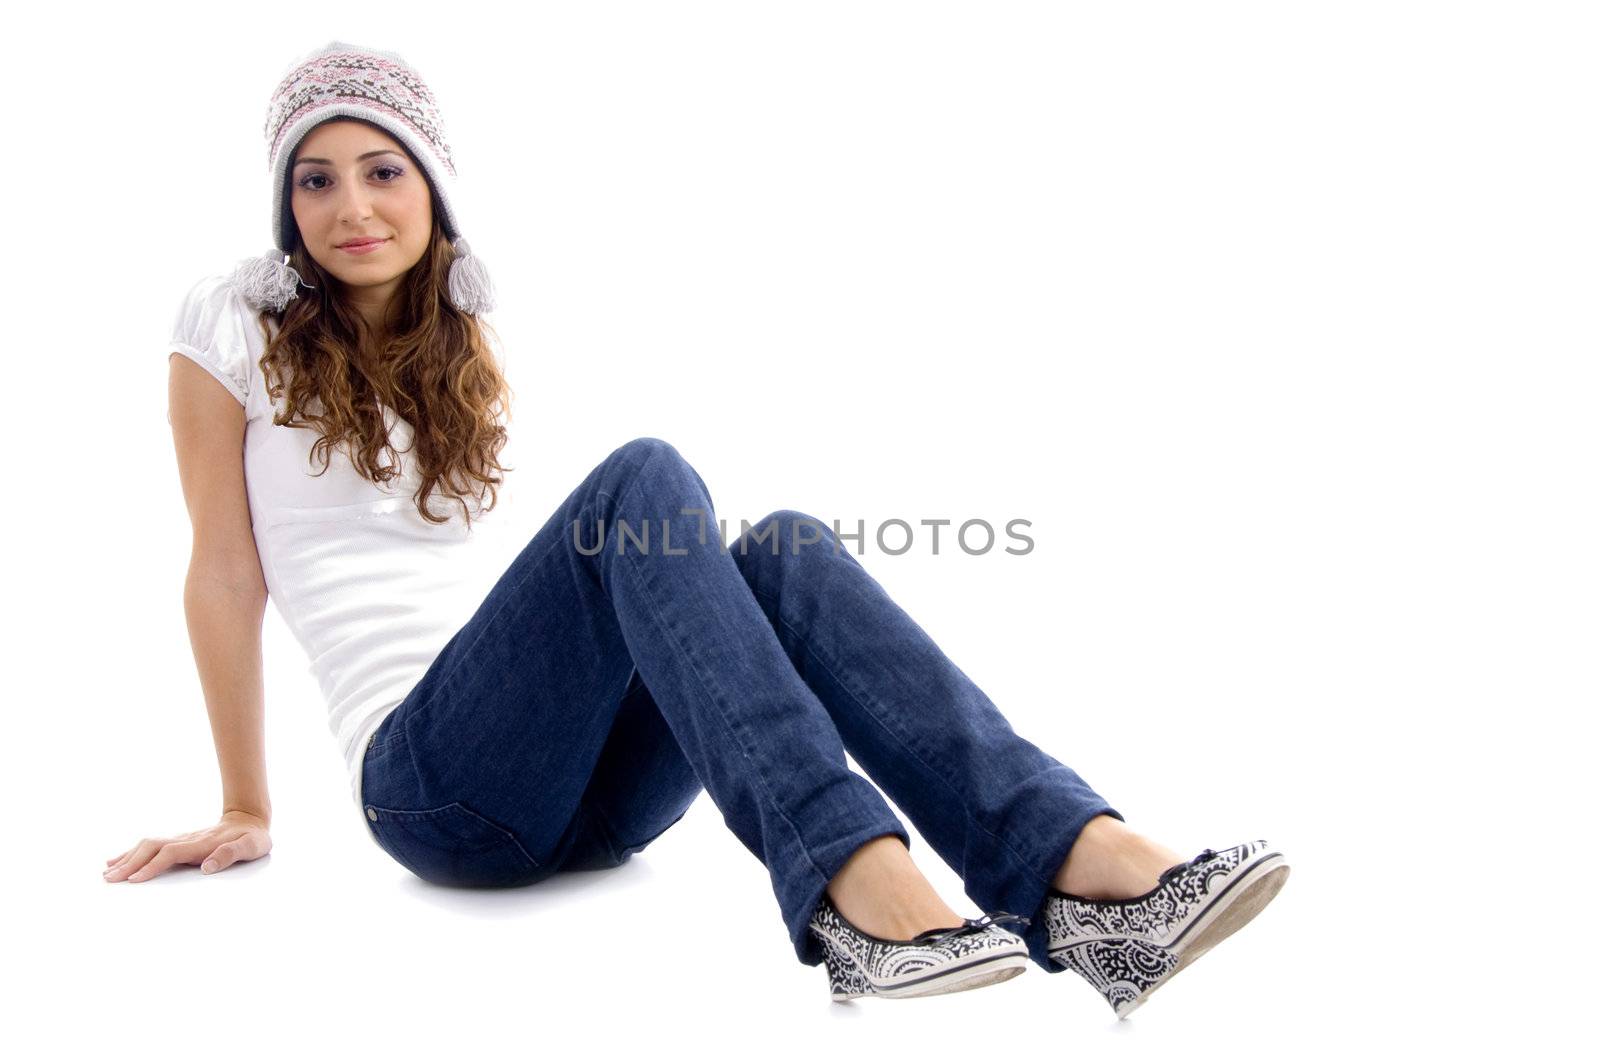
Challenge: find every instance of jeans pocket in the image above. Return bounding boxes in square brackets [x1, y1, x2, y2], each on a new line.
[367, 801, 541, 889]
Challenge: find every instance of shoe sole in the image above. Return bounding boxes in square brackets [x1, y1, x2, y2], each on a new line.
[1109, 850, 1290, 1019]
[837, 954, 1029, 1001]
[816, 929, 1031, 1001]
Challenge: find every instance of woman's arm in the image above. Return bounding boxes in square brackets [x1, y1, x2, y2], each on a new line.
[182, 558, 270, 824]
[101, 355, 274, 883]
[166, 353, 271, 826]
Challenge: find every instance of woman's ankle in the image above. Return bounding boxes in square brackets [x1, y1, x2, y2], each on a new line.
[1054, 814, 1185, 899]
[826, 834, 966, 940]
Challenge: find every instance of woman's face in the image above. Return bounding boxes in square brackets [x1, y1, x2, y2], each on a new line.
[290, 119, 433, 324]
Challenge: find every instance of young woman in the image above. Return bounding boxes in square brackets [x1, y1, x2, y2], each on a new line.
[111, 41, 1290, 1016]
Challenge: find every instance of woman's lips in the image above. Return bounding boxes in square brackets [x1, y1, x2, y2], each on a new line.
[338, 238, 388, 255]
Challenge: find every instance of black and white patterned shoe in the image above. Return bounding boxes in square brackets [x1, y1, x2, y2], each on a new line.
[808, 892, 1032, 1001]
[1043, 839, 1290, 1019]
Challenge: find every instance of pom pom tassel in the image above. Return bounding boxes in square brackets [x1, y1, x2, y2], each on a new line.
[447, 237, 496, 315]
[229, 248, 306, 313]
[226, 241, 491, 316]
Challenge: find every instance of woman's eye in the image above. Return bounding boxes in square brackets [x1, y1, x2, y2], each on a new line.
[296, 166, 403, 192]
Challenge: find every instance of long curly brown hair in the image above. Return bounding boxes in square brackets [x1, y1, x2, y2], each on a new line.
[250, 212, 514, 529]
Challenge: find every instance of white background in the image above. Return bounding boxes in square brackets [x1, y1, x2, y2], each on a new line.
[3, 1, 1593, 1059]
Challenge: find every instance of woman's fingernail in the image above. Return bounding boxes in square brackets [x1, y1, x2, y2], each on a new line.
[202, 862, 216, 874]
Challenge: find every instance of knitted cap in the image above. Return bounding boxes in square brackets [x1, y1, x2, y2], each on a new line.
[229, 40, 494, 315]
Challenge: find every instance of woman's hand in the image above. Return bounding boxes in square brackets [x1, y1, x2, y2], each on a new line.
[102, 811, 272, 883]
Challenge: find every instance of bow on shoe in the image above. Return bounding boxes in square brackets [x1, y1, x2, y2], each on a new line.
[1157, 847, 1219, 884]
[914, 910, 1031, 946]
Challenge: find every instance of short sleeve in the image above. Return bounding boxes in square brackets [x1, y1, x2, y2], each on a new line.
[167, 274, 253, 409]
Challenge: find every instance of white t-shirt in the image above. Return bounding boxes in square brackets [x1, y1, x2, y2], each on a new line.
[166, 272, 498, 824]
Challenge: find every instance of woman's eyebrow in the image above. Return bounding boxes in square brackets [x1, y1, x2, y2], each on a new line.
[293, 149, 405, 166]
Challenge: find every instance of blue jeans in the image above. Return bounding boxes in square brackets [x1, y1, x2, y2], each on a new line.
[360, 437, 1123, 971]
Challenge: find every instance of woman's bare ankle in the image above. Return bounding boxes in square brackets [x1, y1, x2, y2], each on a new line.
[825, 833, 966, 940]
[1053, 814, 1186, 900]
